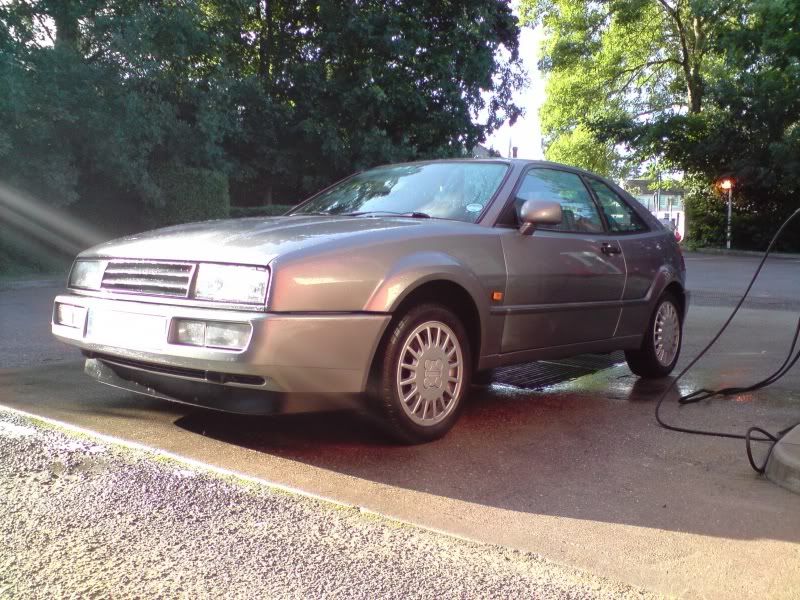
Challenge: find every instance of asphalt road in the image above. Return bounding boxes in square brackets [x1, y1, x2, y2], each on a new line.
[684, 252, 800, 310]
[1, 253, 799, 598]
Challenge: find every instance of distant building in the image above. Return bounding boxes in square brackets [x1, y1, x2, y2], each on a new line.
[470, 144, 501, 159]
[624, 179, 686, 239]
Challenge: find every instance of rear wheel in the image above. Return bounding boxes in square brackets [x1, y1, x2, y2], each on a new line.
[372, 304, 472, 444]
[625, 292, 683, 379]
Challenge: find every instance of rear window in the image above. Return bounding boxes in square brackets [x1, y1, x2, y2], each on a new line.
[587, 179, 648, 233]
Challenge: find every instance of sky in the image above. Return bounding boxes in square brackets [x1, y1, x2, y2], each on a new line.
[484, 25, 547, 159]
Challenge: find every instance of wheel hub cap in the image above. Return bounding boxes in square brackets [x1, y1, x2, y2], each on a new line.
[396, 321, 463, 426]
[654, 300, 680, 367]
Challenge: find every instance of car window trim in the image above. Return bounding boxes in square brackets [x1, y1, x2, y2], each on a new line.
[494, 165, 610, 235]
[583, 175, 651, 235]
[579, 174, 613, 234]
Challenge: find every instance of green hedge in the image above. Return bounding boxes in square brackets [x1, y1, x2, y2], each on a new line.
[149, 166, 230, 227]
[684, 177, 800, 252]
[684, 179, 726, 250]
[0, 223, 71, 277]
[228, 204, 294, 218]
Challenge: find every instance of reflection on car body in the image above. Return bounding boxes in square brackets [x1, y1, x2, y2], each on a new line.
[52, 159, 687, 443]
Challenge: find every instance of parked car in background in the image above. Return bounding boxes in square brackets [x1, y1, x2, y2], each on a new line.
[52, 159, 687, 443]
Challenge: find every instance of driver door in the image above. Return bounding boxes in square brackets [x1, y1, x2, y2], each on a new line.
[499, 168, 627, 354]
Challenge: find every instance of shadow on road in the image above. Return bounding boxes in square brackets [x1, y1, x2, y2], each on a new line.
[173, 368, 800, 545]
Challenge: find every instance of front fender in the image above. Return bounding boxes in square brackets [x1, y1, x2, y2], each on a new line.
[363, 251, 504, 363]
[363, 251, 490, 314]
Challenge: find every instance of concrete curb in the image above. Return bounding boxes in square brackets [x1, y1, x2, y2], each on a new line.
[691, 248, 800, 260]
[766, 424, 800, 495]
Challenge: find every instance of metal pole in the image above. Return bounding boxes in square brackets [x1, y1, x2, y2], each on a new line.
[726, 187, 732, 250]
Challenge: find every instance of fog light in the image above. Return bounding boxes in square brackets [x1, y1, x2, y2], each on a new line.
[172, 319, 251, 350]
[205, 322, 251, 350]
[55, 303, 87, 329]
[174, 319, 206, 347]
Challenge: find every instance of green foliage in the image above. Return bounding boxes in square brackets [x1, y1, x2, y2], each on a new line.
[525, 0, 800, 250]
[682, 177, 725, 249]
[520, 0, 742, 178]
[0, 0, 525, 272]
[0, 0, 524, 217]
[0, 224, 71, 277]
[683, 175, 800, 252]
[544, 125, 618, 176]
[149, 167, 230, 227]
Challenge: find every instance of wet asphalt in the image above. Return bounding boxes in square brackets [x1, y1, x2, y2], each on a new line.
[1, 252, 799, 598]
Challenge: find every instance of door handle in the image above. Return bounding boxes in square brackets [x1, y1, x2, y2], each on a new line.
[601, 243, 621, 256]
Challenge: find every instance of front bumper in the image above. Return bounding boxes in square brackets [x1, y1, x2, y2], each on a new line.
[52, 294, 391, 395]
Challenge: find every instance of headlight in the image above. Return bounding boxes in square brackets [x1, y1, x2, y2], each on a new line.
[68, 259, 108, 290]
[193, 264, 269, 304]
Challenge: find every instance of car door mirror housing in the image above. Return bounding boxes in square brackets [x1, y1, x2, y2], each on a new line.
[519, 199, 562, 235]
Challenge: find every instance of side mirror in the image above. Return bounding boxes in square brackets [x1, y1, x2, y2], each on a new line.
[519, 199, 562, 235]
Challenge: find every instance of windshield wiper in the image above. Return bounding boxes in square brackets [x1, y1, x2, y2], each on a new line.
[342, 210, 432, 219]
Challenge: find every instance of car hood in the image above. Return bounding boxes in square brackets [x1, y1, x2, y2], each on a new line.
[81, 216, 472, 265]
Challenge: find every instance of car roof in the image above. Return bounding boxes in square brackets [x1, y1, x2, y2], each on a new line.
[373, 158, 611, 181]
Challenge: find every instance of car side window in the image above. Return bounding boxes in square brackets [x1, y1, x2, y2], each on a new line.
[587, 179, 648, 233]
[514, 169, 604, 234]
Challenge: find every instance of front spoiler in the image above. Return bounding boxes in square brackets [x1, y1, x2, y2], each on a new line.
[87, 357, 366, 416]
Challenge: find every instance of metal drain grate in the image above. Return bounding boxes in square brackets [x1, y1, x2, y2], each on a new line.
[490, 351, 625, 390]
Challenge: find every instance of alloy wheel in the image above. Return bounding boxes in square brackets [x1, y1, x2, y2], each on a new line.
[654, 300, 681, 367]
[395, 320, 464, 426]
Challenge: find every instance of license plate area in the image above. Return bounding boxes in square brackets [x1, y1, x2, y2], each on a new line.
[87, 309, 168, 350]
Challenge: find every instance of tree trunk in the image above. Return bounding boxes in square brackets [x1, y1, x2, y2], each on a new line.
[667, 4, 704, 114]
[263, 181, 273, 206]
[687, 15, 704, 113]
[687, 72, 702, 113]
[51, 3, 80, 51]
[257, 0, 272, 88]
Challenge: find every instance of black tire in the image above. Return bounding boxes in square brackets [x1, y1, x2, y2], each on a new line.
[625, 291, 683, 379]
[371, 303, 472, 444]
[472, 369, 495, 386]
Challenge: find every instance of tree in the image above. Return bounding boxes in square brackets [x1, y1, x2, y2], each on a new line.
[0, 0, 238, 216]
[207, 0, 526, 202]
[0, 0, 525, 221]
[519, 0, 743, 177]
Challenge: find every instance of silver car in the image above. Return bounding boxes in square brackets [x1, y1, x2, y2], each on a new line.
[52, 159, 687, 443]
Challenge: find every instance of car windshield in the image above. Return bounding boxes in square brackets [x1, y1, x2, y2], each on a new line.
[290, 162, 509, 223]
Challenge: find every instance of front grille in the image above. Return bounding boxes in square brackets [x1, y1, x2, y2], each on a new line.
[100, 260, 195, 298]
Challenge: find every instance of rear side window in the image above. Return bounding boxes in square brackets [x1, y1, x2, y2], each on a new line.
[515, 169, 604, 234]
[587, 179, 648, 233]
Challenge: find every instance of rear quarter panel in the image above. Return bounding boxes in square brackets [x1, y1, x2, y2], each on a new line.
[616, 229, 685, 337]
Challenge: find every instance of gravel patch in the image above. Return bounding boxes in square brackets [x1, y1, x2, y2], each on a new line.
[0, 409, 654, 599]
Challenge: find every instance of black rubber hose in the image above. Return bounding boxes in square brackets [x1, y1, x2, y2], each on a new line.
[653, 207, 800, 469]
